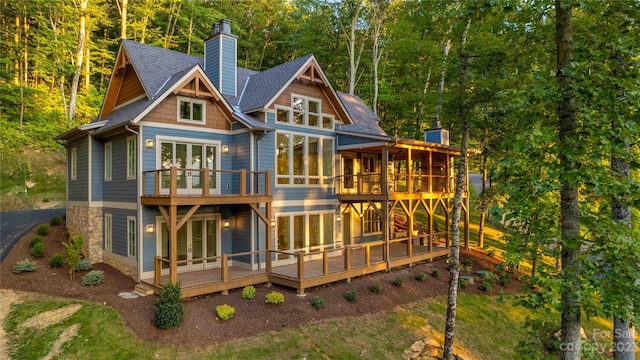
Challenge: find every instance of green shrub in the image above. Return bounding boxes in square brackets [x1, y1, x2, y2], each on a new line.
[50, 215, 62, 226]
[29, 234, 43, 248]
[81, 270, 104, 286]
[154, 282, 184, 329]
[431, 268, 440, 278]
[345, 290, 357, 302]
[479, 279, 494, 292]
[63, 235, 84, 279]
[49, 253, 64, 268]
[30, 242, 45, 258]
[459, 279, 468, 288]
[241, 286, 256, 299]
[370, 283, 381, 294]
[13, 259, 37, 273]
[76, 258, 92, 271]
[42, 198, 50, 203]
[265, 291, 285, 305]
[310, 296, 325, 310]
[415, 272, 427, 282]
[499, 274, 511, 286]
[216, 304, 235, 320]
[36, 224, 49, 236]
[462, 259, 472, 267]
[392, 277, 403, 287]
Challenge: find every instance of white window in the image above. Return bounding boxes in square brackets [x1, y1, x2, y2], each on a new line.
[70, 147, 77, 180]
[363, 207, 382, 235]
[104, 214, 112, 251]
[104, 142, 112, 181]
[276, 132, 333, 186]
[177, 97, 206, 124]
[276, 212, 335, 256]
[127, 217, 136, 257]
[127, 136, 136, 179]
[275, 95, 333, 129]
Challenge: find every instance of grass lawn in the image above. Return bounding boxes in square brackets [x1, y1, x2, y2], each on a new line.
[5, 293, 636, 360]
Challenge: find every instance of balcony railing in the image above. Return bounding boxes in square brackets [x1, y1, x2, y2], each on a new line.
[142, 167, 271, 197]
[337, 173, 455, 195]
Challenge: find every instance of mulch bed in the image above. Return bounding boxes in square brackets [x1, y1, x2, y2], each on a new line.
[0, 220, 525, 346]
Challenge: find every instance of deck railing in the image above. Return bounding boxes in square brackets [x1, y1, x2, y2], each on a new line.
[337, 173, 456, 195]
[142, 167, 271, 197]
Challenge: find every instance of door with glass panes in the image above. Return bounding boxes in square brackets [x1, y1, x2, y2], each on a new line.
[160, 218, 220, 271]
[160, 141, 218, 195]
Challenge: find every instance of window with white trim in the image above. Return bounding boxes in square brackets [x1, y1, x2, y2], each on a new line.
[363, 207, 382, 235]
[127, 136, 136, 179]
[276, 132, 333, 186]
[177, 97, 205, 124]
[275, 95, 334, 130]
[104, 142, 112, 181]
[104, 214, 112, 251]
[276, 212, 335, 257]
[70, 147, 77, 180]
[127, 217, 136, 257]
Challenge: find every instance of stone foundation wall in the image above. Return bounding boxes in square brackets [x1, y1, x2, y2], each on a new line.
[102, 253, 137, 280]
[66, 205, 103, 263]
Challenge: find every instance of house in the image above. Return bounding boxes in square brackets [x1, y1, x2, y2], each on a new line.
[57, 19, 470, 298]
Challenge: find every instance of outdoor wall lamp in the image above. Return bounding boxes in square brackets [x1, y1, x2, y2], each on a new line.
[336, 215, 341, 222]
[223, 220, 230, 228]
[145, 224, 155, 234]
[146, 139, 154, 148]
[222, 145, 229, 153]
[271, 219, 276, 227]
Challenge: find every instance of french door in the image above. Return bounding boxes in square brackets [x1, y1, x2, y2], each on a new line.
[159, 141, 218, 195]
[160, 218, 220, 271]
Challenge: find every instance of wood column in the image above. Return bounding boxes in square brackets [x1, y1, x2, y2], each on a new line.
[382, 147, 390, 266]
[169, 204, 178, 284]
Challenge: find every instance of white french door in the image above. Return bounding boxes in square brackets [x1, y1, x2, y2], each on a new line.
[160, 217, 220, 273]
[159, 141, 218, 195]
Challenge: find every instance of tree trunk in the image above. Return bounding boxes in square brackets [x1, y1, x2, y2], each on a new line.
[442, 17, 471, 360]
[556, 2, 582, 360]
[84, 46, 90, 89]
[346, 0, 364, 95]
[68, 0, 88, 122]
[435, 36, 451, 123]
[117, 0, 127, 39]
[477, 117, 489, 248]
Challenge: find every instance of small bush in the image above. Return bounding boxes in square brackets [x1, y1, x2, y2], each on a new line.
[42, 198, 50, 203]
[36, 224, 49, 236]
[415, 273, 427, 282]
[81, 270, 105, 286]
[479, 279, 494, 292]
[462, 259, 472, 267]
[63, 235, 84, 279]
[49, 253, 64, 268]
[50, 215, 62, 226]
[241, 286, 256, 299]
[216, 304, 235, 320]
[13, 259, 37, 273]
[154, 282, 184, 329]
[345, 290, 357, 302]
[76, 258, 93, 271]
[392, 277, 403, 287]
[499, 274, 511, 286]
[370, 283, 381, 294]
[265, 291, 285, 305]
[30, 242, 45, 258]
[310, 296, 325, 310]
[29, 235, 43, 248]
[431, 268, 440, 278]
[459, 279, 468, 288]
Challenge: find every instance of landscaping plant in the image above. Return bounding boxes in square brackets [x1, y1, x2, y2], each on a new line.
[63, 235, 83, 279]
[36, 224, 49, 236]
[50, 215, 62, 226]
[154, 281, 184, 329]
[345, 290, 357, 302]
[13, 259, 37, 273]
[29, 234, 43, 248]
[49, 252, 64, 268]
[216, 304, 235, 320]
[415, 272, 427, 282]
[30, 242, 45, 258]
[76, 258, 93, 271]
[431, 268, 440, 278]
[310, 296, 325, 310]
[370, 283, 381, 294]
[265, 291, 285, 304]
[81, 270, 105, 286]
[392, 277, 403, 287]
[241, 285, 256, 299]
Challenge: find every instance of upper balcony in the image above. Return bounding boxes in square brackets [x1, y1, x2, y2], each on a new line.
[141, 167, 272, 206]
[336, 173, 457, 201]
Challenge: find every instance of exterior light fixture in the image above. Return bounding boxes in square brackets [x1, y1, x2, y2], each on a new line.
[222, 145, 229, 153]
[146, 139, 154, 148]
[223, 220, 230, 228]
[271, 219, 276, 227]
[145, 224, 155, 234]
[336, 215, 341, 222]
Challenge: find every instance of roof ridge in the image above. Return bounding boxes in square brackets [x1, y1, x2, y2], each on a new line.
[122, 39, 203, 62]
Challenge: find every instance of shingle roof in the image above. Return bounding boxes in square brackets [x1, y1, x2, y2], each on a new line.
[237, 54, 314, 112]
[337, 92, 388, 138]
[122, 40, 203, 97]
[225, 67, 258, 106]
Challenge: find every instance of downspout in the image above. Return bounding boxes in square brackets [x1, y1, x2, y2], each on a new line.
[125, 124, 143, 283]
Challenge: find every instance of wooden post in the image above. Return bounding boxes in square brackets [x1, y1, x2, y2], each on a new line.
[265, 170, 272, 195]
[323, 251, 329, 275]
[202, 167, 209, 196]
[407, 200, 413, 258]
[407, 148, 413, 193]
[382, 146, 390, 271]
[297, 253, 305, 280]
[170, 166, 177, 196]
[221, 254, 229, 282]
[169, 205, 178, 284]
[240, 169, 246, 196]
[154, 170, 160, 196]
[344, 246, 352, 282]
[266, 202, 273, 273]
[365, 246, 371, 266]
[154, 256, 161, 286]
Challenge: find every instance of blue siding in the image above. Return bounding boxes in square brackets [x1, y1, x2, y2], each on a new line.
[204, 37, 220, 90]
[104, 208, 136, 258]
[91, 138, 103, 201]
[230, 206, 252, 264]
[220, 37, 236, 96]
[69, 136, 88, 201]
[337, 134, 380, 147]
[103, 132, 137, 203]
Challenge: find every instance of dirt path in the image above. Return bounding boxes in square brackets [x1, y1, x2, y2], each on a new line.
[0, 289, 25, 359]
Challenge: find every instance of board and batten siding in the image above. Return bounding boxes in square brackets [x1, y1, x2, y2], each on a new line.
[102, 132, 137, 203]
[68, 136, 88, 201]
[104, 208, 136, 258]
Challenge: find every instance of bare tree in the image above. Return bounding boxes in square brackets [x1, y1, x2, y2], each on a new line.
[116, 0, 127, 39]
[69, 0, 89, 121]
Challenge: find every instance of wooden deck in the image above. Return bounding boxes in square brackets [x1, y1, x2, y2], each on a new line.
[141, 240, 450, 298]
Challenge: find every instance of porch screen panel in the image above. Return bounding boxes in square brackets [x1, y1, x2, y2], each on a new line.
[161, 142, 173, 189]
[276, 133, 290, 184]
[322, 139, 333, 184]
[309, 214, 320, 248]
[177, 224, 187, 261]
[322, 213, 334, 246]
[293, 215, 304, 249]
[309, 137, 319, 184]
[293, 135, 305, 184]
[206, 220, 217, 258]
[277, 217, 290, 260]
[191, 145, 203, 189]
